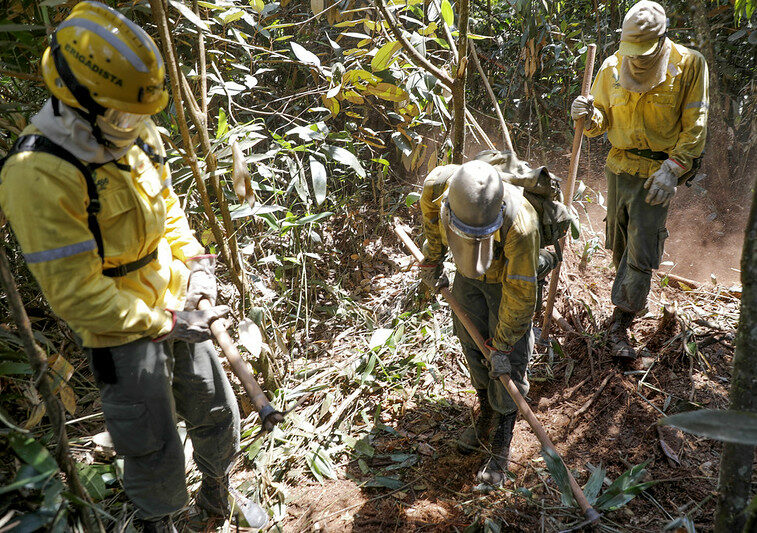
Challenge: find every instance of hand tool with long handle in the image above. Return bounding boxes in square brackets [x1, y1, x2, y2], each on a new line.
[540, 44, 597, 341]
[198, 299, 284, 430]
[394, 225, 600, 523]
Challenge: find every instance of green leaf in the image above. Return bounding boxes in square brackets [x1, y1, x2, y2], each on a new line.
[168, 1, 210, 31]
[8, 432, 58, 474]
[583, 463, 605, 505]
[307, 446, 337, 482]
[296, 211, 333, 225]
[322, 145, 366, 177]
[249, 0, 265, 13]
[406, 191, 421, 207]
[0, 469, 55, 495]
[660, 409, 757, 445]
[371, 41, 402, 72]
[77, 464, 109, 502]
[541, 446, 576, 507]
[440, 0, 454, 27]
[309, 156, 327, 206]
[0, 361, 32, 375]
[364, 476, 405, 490]
[216, 108, 228, 140]
[291, 41, 321, 68]
[595, 460, 655, 511]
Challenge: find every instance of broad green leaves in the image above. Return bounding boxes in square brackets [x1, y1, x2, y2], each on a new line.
[371, 41, 402, 72]
[440, 0, 454, 27]
[660, 409, 757, 445]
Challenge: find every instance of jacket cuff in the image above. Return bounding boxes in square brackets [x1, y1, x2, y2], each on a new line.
[152, 309, 176, 342]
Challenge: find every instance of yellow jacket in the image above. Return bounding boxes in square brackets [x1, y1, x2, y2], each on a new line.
[420, 166, 540, 350]
[0, 120, 203, 347]
[585, 41, 709, 178]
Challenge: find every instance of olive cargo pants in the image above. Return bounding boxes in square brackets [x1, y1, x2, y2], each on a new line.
[89, 339, 240, 519]
[605, 169, 670, 314]
[451, 273, 533, 415]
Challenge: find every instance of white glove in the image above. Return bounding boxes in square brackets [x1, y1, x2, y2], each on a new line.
[571, 95, 594, 121]
[644, 159, 683, 207]
[184, 255, 217, 311]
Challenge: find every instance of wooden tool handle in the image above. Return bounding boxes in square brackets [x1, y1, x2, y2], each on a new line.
[198, 299, 275, 420]
[394, 224, 599, 522]
[540, 43, 597, 341]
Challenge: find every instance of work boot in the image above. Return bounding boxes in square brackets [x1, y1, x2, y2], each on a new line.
[457, 389, 493, 454]
[134, 516, 178, 533]
[608, 307, 637, 360]
[476, 411, 517, 487]
[196, 475, 231, 518]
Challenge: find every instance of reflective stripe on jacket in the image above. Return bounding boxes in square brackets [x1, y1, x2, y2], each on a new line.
[0, 119, 204, 347]
[585, 41, 709, 178]
[420, 166, 540, 350]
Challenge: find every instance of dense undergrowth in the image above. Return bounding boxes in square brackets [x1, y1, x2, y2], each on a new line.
[0, 0, 754, 531]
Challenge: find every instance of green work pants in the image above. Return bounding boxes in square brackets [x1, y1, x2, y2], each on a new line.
[88, 339, 240, 519]
[451, 273, 532, 415]
[605, 169, 670, 314]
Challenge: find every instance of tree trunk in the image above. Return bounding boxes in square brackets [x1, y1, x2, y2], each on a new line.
[714, 185, 757, 531]
[451, 0, 470, 164]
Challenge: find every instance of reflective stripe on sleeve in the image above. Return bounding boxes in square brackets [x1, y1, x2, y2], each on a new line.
[684, 101, 709, 110]
[508, 273, 537, 283]
[23, 240, 97, 264]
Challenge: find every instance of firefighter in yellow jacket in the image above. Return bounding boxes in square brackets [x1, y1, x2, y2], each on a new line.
[419, 160, 540, 487]
[0, 3, 255, 531]
[571, 0, 708, 359]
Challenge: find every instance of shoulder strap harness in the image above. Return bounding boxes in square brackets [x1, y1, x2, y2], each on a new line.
[0, 135, 158, 277]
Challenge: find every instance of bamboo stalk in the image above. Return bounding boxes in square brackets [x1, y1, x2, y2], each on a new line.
[149, 0, 243, 294]
[469, 42, 514, 153]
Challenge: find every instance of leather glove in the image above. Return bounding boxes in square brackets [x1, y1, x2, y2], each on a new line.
[155, 306, 230, 344]
[537, 249, 559, 280]
[644, 159, 683, 207]
[184, 255, 217, 311]
[489, 349, 513, 379]
[419, 262, 449, 291]
[571, 95, 594, 121]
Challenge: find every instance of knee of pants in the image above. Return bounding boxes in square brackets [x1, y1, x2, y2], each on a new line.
[629, 227, 669, 272]
[460, 342, 490, 389]
[101, 401, 165, 458]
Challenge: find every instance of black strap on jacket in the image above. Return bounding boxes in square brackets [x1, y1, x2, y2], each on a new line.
[623, 148, 669, 161]
[0, 135, 157, 277]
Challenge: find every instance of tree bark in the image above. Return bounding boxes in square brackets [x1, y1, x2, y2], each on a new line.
[714, 184, 757, 531]
[451, 0, 470, 164]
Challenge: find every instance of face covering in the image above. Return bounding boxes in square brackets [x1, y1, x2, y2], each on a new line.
[619, 37, 672, 93]
[32, 98, 143, 163]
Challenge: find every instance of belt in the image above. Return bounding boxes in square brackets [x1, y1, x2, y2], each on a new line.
[623, 148, 669, 161]
[102, 249, 158, 278]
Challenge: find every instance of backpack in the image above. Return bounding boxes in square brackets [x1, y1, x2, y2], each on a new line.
[474, 150, 579, 260]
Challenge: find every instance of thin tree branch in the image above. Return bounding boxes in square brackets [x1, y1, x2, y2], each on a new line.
[470, 41, 514, 153]
[374, 0, 454, 88]
[0, 68, 42, 82]
[0, 238, 102, 532]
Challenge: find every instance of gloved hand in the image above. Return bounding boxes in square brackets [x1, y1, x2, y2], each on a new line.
[537, 249, 559, 280]
[156, 306, 230, 344]
[184, 255, 217, 311]
[489, 349, 513, 379]
[644, 159, 683, 206]
[570, 95, 595, 121]
[419, 262, 449, 291]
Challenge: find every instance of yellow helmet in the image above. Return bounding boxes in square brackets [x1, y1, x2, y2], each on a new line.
[41, 1, 168, 117]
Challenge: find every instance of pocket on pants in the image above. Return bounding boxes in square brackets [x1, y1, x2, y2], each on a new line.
[655, 228, 669, 269]
[101, 401, 163, 457]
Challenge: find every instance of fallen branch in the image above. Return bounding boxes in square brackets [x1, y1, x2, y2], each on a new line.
[573, 373, 613, 418]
